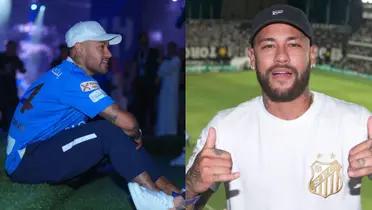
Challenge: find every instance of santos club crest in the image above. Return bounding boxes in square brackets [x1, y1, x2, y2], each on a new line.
[309, 160, 343, 198]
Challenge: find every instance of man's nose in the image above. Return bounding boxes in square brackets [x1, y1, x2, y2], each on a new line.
[274, 45, 289, 64]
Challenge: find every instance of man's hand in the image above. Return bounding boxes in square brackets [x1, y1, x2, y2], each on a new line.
[100, 104, 143, 149]
[348, 116, 372, 177]
[186, 127, 240, 197]
[133, 136, 143, 150]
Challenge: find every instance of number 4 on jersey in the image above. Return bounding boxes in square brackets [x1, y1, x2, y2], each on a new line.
[20, 83, 44, 113]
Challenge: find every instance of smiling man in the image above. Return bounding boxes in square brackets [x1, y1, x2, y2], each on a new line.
[5, 21, 182, 210]
[186, 4, 371, 210]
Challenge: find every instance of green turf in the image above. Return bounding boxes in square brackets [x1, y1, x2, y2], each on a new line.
[0, 135, 185, 210]
[186, 69, 372, 210]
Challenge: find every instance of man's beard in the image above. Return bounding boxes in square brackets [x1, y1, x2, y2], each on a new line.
[256, 63, 311, 102]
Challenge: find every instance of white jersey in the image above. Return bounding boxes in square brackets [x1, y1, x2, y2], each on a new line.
[187, 91, 371, 210]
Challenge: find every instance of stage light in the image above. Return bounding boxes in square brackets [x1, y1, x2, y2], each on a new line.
[150, 31, 163, 43]
[30, 3, 37, 10]
[39, 5, 46, 12]
[172, 0, 178, 2]
[0, 0, 11, 26]
[32, 3, 46, 43]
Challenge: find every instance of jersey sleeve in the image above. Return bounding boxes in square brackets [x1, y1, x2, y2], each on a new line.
[59, 73, 114, 118]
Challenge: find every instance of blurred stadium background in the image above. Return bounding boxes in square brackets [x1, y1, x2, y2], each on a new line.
[186, 0, 372, 209]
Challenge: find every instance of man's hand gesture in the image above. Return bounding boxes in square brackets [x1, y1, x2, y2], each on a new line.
[348, 116, 372, 177]
[186, 127, 240, 196]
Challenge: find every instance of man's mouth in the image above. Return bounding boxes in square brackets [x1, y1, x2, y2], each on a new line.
[271, 69, 293, 77]
[102, 59, 109, 66]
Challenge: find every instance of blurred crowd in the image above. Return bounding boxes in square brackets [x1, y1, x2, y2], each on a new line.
[349, 20, 372, 43]
[347, 46, 372, 57]
[337, 19, 372, 74]
[0, 33, 185, 138]
[187, 19, 251, 57]
[0, 41, 26, 132]
[312, 24, 349, 49]
[187, 19, 372, 75]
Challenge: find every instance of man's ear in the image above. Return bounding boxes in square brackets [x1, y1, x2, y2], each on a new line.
[71, 43, 84, 64]
[310, 45, 318, 68]
[248, 48, 256, 71]
[74, 43, 83, 54]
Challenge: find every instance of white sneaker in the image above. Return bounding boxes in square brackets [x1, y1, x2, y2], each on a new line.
[128, 182, 174, 210]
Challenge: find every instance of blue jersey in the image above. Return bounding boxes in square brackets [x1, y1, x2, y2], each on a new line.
[5, 59, 114, 174]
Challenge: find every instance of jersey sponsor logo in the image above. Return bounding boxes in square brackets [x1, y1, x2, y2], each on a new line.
[80, 81, 99, 92]
[89, 89, 107, 103]
[309, 156, 343, 198]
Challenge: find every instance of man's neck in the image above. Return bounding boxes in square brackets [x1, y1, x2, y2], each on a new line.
[67, 56, 92, 75]
[263, 90, 313, 120]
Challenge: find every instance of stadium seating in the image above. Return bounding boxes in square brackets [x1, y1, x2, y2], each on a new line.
[337, 19, 372, 74]
[187, 19, 372, 75]
[187, 19, 252, 57]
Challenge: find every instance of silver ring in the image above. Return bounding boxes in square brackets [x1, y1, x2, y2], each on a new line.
[357, 158, 366, 167]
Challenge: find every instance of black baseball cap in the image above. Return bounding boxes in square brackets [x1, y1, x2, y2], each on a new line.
[250, 4, 313, 46]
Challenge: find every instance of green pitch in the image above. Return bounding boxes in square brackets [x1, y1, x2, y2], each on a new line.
[0, 136, 184, 210]
[186, 69, 372, 210]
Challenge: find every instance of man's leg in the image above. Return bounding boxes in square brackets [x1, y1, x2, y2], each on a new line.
[9, 120, 178, 193]
[155, 176, 181, 194]
[91, 120, 180, 193]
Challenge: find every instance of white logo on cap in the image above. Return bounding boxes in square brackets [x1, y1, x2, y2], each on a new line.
[272, 10, 284, 15]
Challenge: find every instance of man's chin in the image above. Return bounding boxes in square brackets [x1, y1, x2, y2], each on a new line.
[270, 77, 295, 87]
[270, 84, 294, 95]
[98, 68, 108, 74]
[267, 87, 305, 102]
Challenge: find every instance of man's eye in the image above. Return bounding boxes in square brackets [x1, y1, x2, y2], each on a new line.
[289, 43, 301, 47]
[262, 44, 274, 49]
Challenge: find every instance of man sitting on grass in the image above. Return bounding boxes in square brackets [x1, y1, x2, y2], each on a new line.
[5, 21, 183, 210]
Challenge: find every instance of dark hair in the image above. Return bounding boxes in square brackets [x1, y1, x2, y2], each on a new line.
[59, 43, 68, 50]
[6, 40, 18, 47]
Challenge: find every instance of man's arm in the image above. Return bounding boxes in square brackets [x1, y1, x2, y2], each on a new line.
[16, 58, 26, 73]
[100, 104, 142, 148]
[185, 127, 239, 209]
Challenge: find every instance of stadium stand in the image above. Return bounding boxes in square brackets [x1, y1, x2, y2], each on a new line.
[338, 18, 372, 74]
[187, 20, 354, 73]
[187, 19, 252, 57]
[187, 0, 372, 76]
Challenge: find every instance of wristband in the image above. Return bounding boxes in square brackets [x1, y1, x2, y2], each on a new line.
[184, 195, 201, 206]
[172, 188, 185, 198]
[172, 189, 201, 207]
